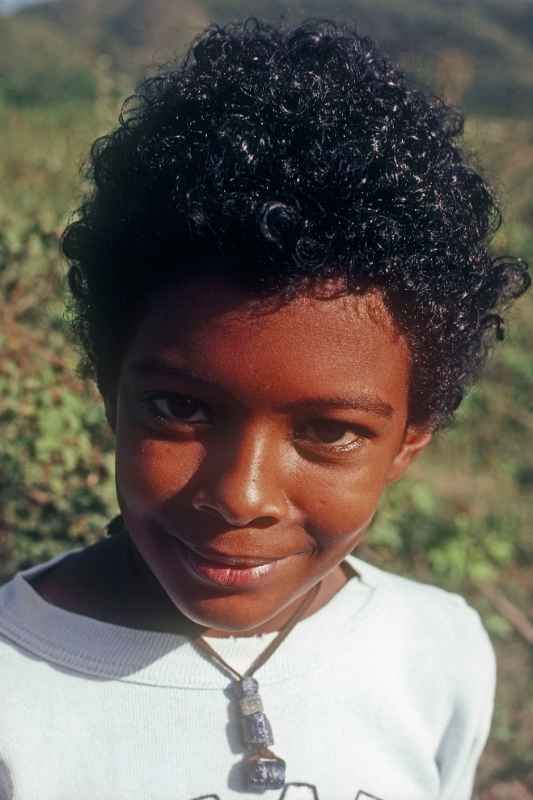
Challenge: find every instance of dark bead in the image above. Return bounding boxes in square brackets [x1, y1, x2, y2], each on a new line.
[245, 753, 286, 790]
[241, 711, 274, 746]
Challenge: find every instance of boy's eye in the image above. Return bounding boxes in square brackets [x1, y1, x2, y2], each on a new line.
[144, 394, 210, 424]
[295, 420, 365, 451]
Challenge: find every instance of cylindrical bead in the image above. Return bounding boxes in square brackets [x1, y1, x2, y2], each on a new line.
[239, 694, 264, 716]
[238, 676, 259, 697]
[241, 711, 274, 746]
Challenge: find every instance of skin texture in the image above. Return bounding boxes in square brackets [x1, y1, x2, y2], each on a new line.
[94, 278, 432, 637]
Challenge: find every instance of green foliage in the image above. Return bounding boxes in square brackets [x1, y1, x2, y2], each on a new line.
[372, 477, 523, 587]
[0, 83, 123, 581]
[484, 613, 513, 640]
[0, 217, 117, 581]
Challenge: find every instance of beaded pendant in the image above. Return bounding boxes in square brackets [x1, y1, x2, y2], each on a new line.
[235, 676, 286, 790]
[193, 582, 324, 790]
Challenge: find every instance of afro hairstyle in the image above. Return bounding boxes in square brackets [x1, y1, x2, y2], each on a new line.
[62, 18, 530, 429]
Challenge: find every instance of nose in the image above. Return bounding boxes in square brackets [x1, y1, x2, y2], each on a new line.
[191, 422, 290, 527]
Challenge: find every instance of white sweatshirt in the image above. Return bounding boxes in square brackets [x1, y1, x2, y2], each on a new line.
[0, 550, 495, 800]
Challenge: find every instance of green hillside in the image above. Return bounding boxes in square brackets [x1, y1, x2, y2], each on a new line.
[8, 0, 533, 114]
[0, 14, 96, 105]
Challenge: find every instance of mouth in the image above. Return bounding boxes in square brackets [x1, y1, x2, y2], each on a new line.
[172, 538, 298, 588]
[184, 543, 286, 568]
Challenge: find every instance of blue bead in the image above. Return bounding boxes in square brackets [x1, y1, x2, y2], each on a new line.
[245, 754, 286, 789]
[241, 711, 274, 746]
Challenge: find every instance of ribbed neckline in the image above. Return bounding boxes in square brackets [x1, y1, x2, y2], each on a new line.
[0, 551, 382, 689]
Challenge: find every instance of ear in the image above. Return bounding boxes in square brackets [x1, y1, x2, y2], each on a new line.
[385, 425, 433, 484]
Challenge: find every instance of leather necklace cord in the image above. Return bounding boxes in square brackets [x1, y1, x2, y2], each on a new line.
[193, 580, 322, 681]
[190, 574, 358, 790]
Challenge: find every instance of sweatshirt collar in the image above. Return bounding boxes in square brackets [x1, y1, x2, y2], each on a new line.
[0, 550, 380, 688]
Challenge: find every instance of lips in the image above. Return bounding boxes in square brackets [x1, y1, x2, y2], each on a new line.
[181, 543, 285, 569]
[171, 536, 300, 588]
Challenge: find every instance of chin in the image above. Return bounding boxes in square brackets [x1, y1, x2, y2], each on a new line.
[169, 583, 298, 634]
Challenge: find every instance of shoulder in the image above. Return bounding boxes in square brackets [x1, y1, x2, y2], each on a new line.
[350, 552, 486, 623]
[347, 554, 496, 692]
[0, 540, 112, 657]
[4, 537, 123, 619]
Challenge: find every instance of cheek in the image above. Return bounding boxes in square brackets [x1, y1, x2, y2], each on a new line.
[115, 427, 203, 513]
[299, 462, 389, 544]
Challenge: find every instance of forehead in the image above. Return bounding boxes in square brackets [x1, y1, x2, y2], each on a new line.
[123, 279, 411, 411]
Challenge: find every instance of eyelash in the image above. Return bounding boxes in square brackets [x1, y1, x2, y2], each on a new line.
[141, 392, 369, 454]
[143, 393, 211, 425]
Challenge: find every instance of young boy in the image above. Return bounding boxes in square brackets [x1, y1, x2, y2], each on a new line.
[0, 18, 529, 800]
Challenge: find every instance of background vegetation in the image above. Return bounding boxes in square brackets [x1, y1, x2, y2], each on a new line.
[0, 0, 532, 795]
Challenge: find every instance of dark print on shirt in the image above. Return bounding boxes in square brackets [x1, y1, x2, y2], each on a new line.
[355, 792, 385, 800]
[190, 784, 384, 799]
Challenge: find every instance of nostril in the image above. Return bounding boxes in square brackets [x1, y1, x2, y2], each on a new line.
[191, 480, 288, 527]
[246, 516, 279, 529]
[195, 504, 222, 518]
[195, 503, 278, 529]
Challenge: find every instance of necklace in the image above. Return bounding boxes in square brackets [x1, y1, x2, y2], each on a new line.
[193, 582, 322, 791]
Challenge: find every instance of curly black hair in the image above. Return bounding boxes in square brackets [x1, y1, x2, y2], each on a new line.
[63, 18, 530, 429]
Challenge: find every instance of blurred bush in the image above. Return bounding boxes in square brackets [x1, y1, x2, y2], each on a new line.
[0, 16, 97, 105]
[0, 64, 126, 579]
[0, 217, 117, 579]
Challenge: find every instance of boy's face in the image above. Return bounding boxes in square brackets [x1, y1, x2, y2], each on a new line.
[110, 278, 431, 633]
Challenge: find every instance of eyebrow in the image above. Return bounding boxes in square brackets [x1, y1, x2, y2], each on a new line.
[129, 357, 395, 419]
[279, 395, 394, 418]
[129, 358, 221, 386]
